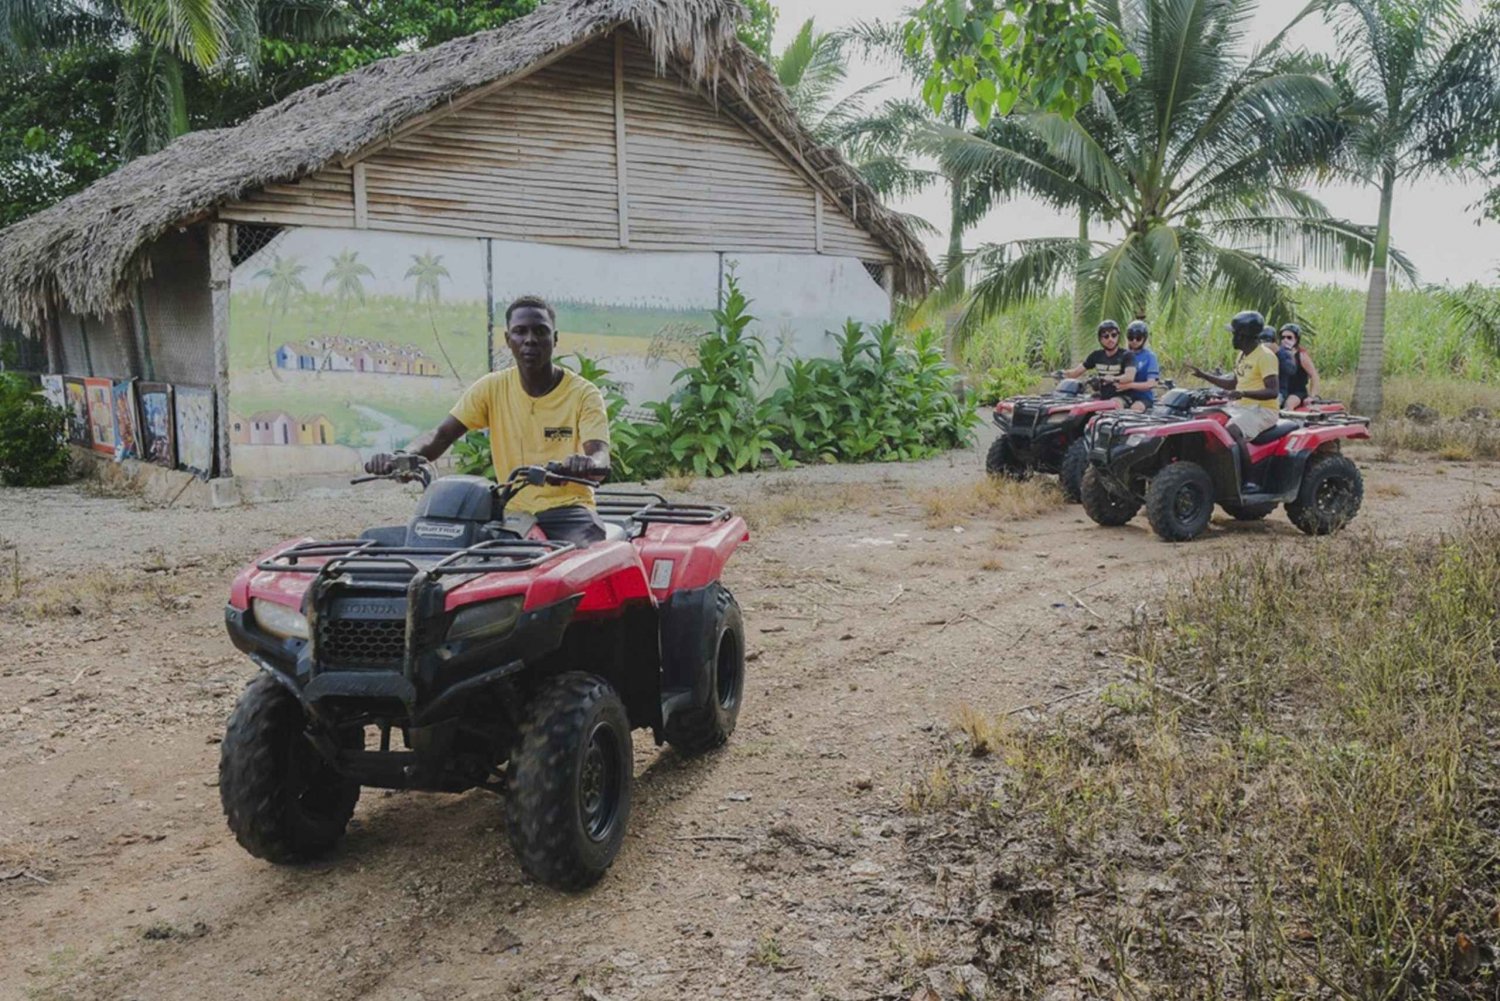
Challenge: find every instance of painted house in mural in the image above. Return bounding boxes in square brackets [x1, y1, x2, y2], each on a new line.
[0, 0, 933, 481]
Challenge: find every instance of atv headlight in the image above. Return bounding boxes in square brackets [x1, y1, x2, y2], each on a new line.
[447, 596, 524, 642]
[252, 599, 309, 641]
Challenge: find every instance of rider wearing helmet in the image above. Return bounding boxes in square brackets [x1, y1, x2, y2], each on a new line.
[1189, 310, 1281, 443]
[1278, 323, 1320, 408]
[1062, 319, 1136, 402]
[1116, 320, 1160, 411]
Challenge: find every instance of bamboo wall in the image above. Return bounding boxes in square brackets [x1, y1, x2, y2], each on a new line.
[221, 32, 892, 266]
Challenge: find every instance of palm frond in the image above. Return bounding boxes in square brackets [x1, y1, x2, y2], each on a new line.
[117, 0, 228, 69]
[1429, 279, 1500, 357]
[916, 120, 1099, 212]
[1200, 240, 1300, 322]
[945, 238, 1091, 347]
[115, 42, 187, 157]
[1021, 112, 1135, 206]
[1080, 231, 1153, 323]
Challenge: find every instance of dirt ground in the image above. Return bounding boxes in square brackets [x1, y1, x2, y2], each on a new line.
[2, 431, 1497, 1001]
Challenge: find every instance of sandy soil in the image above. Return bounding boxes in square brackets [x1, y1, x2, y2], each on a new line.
[2, 432, 1496, 1001]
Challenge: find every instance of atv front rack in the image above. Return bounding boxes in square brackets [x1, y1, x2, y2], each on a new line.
[259, 538, 573, 580]
[595, 491, 732, 525]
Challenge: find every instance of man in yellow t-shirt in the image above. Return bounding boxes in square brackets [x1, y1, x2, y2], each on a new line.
[364, 295, 612, 544]
[1189, 310, 1281, 442]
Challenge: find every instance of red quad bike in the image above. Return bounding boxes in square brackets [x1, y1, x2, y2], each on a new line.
[218, 455, 749, 890]
[1079, 388, 1371, 541]
[986, 376, 1126, 502]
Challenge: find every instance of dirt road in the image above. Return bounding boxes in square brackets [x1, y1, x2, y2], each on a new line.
[2, 437, 1496, 1001]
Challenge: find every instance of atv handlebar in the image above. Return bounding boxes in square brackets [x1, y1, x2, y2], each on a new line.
[351, 452, 435, 487]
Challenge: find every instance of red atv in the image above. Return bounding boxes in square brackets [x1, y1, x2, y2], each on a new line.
[986, 376, 1126, 502]
[219, 456, 748, 889]
[1079, 389, 1370, 541]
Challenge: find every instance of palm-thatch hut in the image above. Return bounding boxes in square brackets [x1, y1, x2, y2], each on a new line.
[0, 0, 932, 479]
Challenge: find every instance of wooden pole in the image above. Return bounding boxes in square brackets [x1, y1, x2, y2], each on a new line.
[209, 222, 232, 477]
[44, 308, 64, 374]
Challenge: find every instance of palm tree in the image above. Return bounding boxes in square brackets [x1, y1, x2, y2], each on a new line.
[1324, 0, 1500, 418]
[322, 249, 372, 337]
[253, 253, 306, 381]
[1, 0, 346, 158]
[926, 0, 1415, 355]
[404, 252, 463, 384]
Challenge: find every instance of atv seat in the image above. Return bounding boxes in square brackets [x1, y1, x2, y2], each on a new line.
[1250, 420, 1299, 446]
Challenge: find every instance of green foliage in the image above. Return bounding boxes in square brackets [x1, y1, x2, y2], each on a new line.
[451, 428, 492, 478]
[975, 361, 1035, 405]
[903, 0, 1137, 123]
[0, 373, 72, 487]
[736, 0, 777, 60]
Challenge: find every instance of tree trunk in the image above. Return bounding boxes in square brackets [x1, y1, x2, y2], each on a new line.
[946, 179, 965, 293]
[1071, 207, 1091, 361]
[1351, 169, 1395, 419]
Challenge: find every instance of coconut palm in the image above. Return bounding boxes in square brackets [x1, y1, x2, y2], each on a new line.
[1324, 0, 1500, 417]
[404, 252, 463, 384]
[1, 0, 346, 157]
[925, 0, 1418, 355]
[252, 253, 306, 381]
[322, 249, 372, 337]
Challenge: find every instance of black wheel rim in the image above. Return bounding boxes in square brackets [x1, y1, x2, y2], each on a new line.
[1173, 482, 1205, 523]
[715, 628, 743, 711]
[1315, 475, 1351, 516]
[579, 722, 623, 843]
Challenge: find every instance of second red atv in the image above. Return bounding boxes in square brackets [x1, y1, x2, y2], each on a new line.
[1079, 390, 1371, 541]
[219, 456, 748, 889]
[986, 376, 1126, 502]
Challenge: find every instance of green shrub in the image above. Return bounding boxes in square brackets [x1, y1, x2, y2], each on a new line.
[975, 361, 1038, 404]
[0, 372, 72, 487]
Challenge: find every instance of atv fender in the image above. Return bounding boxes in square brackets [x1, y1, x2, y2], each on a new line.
[638, 516, 749, 599]
[658, 582, 733, 728]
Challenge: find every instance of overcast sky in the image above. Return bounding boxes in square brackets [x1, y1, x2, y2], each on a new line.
[769, 0, 1499, 286]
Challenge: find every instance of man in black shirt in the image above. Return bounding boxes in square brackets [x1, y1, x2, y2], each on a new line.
[1062, 319, 1136, 400]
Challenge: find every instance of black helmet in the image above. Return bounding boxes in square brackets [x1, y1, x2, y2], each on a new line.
[1126, 320, 1149, 341]
[1279, 322, 1302, 345]
[1228, 311, 1265, 339]
[1097, 319, 1121, 338]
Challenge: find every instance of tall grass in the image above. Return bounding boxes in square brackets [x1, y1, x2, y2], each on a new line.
[957, 285, 1500, 385]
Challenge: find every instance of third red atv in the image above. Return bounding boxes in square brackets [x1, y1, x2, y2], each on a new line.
[1079, 389, 1371, 541]
[986, 375, 1127, 502]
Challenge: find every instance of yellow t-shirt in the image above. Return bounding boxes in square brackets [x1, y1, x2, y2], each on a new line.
[450, 367, 610, 514]
[1233, 345, 1281, 411]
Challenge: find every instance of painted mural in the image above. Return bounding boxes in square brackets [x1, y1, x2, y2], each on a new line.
[137, 382, 176, 468]
[83, 377, 115, 456]
[112, 380, 139, 461]
[174, 385, 214, 478]
[63, 377, 90, 446]
[228, 229, 487, 478]
[228, 228, 891, 477]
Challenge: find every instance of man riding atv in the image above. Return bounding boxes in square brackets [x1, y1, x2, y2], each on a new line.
[1188, 311, 1280, 489]
[366, 295, 611, 545]
[1062, 319, 1137, 401]
[1117, 320, 1160, 411]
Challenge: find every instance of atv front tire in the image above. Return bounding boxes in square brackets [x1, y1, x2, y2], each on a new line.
[1080, 468, 1141, 526]
[506, 672, 632, 890]
[219, 674, 361, 863]
[985, 436, 1030, 480]
[1146, 462, 1215, 541]
[663, 587, 745, 755]
[1221, 501, 1277, 521]
[1059, 439, 1089, 504]
[1286, 453, 1363, 535]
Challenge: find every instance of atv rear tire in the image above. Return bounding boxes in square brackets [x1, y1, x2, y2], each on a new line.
[1146, 462, 1215, 541]
[1221, 501, 1277, 521]
[506, 672, 632, 890]
[1059, 439, 1089, 503]
[1286, 453, 1363, 535]
[1080, 468, 1141, 526]
[219, 674, 361, 863]
[985, 436, 1030, 480]
[663, 588, 745, 755]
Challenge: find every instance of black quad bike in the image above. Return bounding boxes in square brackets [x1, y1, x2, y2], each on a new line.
[985, 376, 1130, 502]
[219, 456, 749, 889]
[1080, 390, 1371, 542]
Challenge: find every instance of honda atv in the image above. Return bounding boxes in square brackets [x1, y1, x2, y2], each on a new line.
[986, 376, 1126, 502]
[219, 455, 748, 890]
[1080, 392, 1370, 542]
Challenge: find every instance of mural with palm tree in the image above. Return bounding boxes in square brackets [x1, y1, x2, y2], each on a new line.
[253, 254, 307, 381]
[405, 252, 463, 384]
[323, 249, 373, 336]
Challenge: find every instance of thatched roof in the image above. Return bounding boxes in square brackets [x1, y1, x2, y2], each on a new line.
[0, 0, 934, 330]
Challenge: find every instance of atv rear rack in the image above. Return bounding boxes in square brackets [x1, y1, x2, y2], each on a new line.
[595, 491, 732, 525]
[259, 538, 573, 580]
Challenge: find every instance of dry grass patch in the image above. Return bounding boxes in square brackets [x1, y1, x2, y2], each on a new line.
[1371, 480, 1409, 498]
[917, 478, 1063, 529]
[736, 481, 872, 531]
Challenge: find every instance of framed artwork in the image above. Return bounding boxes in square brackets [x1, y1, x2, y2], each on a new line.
[136, 382, 176, 469]
[112, 380, 139, 461]
[83, 376, 115, 456]
[174, 385, 215, 478]
[39, 374, 64, 409]
[63, 377, 91, 446]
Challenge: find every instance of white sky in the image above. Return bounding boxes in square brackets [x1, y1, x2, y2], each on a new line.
[770, 0, 1499, 286]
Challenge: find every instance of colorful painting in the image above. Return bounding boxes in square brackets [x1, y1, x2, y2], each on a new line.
[174, 385, 215, 478]
[63, 377, 90, 446]
[83, 376, 115, 456]
[112, 380, 139, 461]
[40, 374, 64, 409]
[137, 382, 176, 468]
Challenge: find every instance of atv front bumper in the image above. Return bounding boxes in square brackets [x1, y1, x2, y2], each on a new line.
[1087, 430, 1164, 497]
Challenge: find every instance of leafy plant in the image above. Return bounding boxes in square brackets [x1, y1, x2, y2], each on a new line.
[975, 361, 1035, 405]
[0, 372, 72, 486]
[450, 428, 491, 478]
